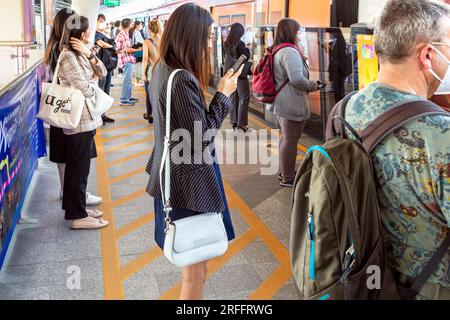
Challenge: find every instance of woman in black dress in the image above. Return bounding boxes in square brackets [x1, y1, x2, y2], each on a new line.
[146, 3, 242, 300]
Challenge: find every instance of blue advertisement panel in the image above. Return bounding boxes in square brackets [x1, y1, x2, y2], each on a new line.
[0, 65, 47, 268]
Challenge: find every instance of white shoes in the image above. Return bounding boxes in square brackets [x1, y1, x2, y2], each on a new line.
[134, 80, 145, 87]
[59, 191, 103, 207]
[86, 192, 103, 206]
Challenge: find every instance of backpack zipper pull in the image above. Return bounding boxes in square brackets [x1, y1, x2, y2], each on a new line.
[307, 213, 314, 241]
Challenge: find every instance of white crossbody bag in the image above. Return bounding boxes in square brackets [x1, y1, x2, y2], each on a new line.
[85, 83, 114, 119]
[38, 53, 85, 129]
[160, 69, 228, 268]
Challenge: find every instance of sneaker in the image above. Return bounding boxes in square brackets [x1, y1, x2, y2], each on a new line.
[134, 80, 145, 87]
[129, 97, 140, 102]
[280, 180, 294, 188]
[102, 115, 115, 123]
[120, 100, 135, 106]
[86, 192, 103, 206]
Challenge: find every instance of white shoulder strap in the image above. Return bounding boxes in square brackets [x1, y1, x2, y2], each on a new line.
[159, 69, 184, 214]
[52, 51, 64, 85]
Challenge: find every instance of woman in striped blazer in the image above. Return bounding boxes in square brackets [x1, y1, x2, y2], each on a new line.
[146, 3, 243, 300]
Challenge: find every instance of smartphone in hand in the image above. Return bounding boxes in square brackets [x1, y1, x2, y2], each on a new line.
[317, 80, 326, 89]
[231, 54, 249, 76]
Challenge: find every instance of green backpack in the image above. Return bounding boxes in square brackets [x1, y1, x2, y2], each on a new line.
[290, 93, 450, 300]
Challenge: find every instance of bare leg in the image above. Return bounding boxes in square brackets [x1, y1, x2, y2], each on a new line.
[57, 163, 66, 191]
[179, 261, 208, 300]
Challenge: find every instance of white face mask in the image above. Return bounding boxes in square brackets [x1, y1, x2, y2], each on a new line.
[98, 22, 107, 30]
[429, 45, 450, 95]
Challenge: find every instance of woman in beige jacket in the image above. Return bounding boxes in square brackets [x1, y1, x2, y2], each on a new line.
[57, 14, 109, 230]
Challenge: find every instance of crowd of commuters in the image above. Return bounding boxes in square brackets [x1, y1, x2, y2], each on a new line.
[40, 0, 449, 300]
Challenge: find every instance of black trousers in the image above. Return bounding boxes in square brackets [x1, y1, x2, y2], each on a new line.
[62, 130, 96, 220]
[145, 80, 152, 117]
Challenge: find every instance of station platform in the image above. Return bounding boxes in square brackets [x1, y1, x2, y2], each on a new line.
[0, 76, 320, 300]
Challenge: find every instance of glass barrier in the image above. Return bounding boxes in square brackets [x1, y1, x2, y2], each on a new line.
[210, 26, 354, 141]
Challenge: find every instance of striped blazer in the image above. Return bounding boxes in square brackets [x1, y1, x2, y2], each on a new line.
[146, 62, 233, 213]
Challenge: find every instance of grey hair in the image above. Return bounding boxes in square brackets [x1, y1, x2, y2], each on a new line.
[374, 0, 450, 62]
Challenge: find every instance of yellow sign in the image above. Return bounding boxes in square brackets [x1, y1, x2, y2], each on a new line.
[356, 35, 379, 90]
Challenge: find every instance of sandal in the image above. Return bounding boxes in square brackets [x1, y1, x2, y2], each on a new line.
[71, 217, 109, 230]
[87, 209, 104, 219]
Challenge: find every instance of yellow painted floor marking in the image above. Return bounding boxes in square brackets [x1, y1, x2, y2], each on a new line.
[102, 127, 151, 143]
[248, 265, 292, 300]
[99, 120, 148, 134]
[104, 137, 154, 154]
[121, 247, 163, 281]
[107, 150, 151, 167]
[109, 166, 147, 185]
[108, 108, 147, 117]
[116, 212, 155, 239]
[111, 189, 147, 209]
[95, 134, 126, 300]
[113, 114, 147, 123]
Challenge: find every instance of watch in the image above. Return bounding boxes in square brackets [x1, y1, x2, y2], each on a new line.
[88, 52, 95, 60]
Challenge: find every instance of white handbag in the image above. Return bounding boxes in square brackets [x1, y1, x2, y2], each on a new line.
[85, 83, 114, 119]
[160, 69, 229, 268]
[38, 53, 85, 129]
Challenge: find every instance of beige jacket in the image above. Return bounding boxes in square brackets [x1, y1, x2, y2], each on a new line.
[57, 47, 107, 134]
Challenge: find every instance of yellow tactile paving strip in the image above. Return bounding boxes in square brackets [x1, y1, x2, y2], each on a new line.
[95, 85, 303, 300]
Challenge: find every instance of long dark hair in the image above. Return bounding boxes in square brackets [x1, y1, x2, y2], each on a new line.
[224, 23, 245, 48]
[44, 8, 77, 66]
[271, 18, 300, 50]
[159, 3, 214, 91]
[129, 20, 142, 39]
[59, 14, 90, 54]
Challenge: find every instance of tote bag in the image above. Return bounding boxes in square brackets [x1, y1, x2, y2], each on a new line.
[38, 53, 84, 129]
[85, 84, 114, 119]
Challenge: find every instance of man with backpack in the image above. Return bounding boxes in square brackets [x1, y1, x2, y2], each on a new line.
[95, 14, 117, 124]
[291, 0, 449, 300]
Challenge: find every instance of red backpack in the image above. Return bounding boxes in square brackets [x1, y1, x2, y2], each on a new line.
[252, 43, 300, 103]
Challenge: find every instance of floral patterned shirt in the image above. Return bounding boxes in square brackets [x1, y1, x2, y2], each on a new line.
[345, 82, 450, 287]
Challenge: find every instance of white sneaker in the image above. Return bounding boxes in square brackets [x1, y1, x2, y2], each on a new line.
[134, 80, 145, 87]
[59, 191, 103, 206]
[86, 192, 103, 206]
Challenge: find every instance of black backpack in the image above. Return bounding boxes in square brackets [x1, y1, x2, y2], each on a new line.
[97, 37, 118, 71]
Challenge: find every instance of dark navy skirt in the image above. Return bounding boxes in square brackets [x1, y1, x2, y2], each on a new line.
[154, 159, 235, 250]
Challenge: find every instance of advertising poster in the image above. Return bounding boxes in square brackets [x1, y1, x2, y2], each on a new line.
[356, 34, 379, 89]
[0, 68, 46, 268]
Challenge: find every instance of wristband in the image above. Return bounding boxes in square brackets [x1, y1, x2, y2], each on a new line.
[88, 53, 95, 60]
